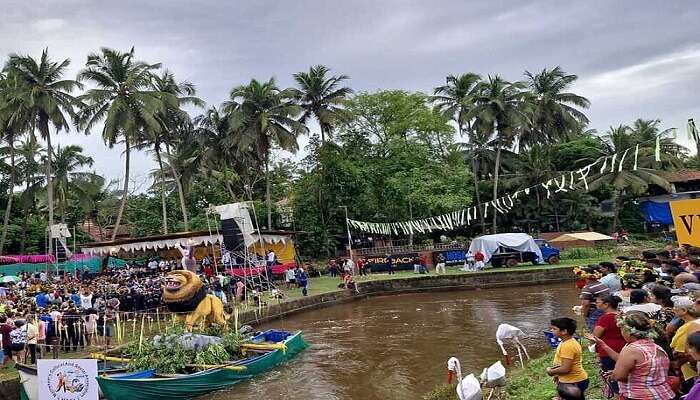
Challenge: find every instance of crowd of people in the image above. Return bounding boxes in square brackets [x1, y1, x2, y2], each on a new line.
[548, 245, 700, 400]
[0, 252, 306, 366]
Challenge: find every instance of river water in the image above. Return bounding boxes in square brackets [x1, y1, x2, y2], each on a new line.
[207, 282, 579, 400]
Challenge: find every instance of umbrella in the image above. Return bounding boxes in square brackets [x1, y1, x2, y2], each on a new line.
[0, 275, 20, 283]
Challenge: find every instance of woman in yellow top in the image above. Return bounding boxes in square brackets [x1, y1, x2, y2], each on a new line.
[669, 295, 700, 393]
[547, 317, 589, 399]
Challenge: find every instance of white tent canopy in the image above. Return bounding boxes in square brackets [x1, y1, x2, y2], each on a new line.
[468, 233, 543, 264]
[81, 233, 289, 256]
[550, 232, 614, 242]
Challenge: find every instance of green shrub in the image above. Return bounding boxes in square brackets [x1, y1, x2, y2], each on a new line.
[560, 247, 612, 261]
[423, 384, 459, 400]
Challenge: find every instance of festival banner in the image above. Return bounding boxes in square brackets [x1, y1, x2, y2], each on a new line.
[38, 359, 98, 400]
[670, 198, 700, 247]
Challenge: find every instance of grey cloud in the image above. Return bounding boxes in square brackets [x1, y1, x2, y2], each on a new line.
[1, 0, 698, 184]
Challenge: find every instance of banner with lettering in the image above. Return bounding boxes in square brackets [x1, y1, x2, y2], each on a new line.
[670, 198, 700, 247]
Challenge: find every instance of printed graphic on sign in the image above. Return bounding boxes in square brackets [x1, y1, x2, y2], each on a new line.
[670, 198, 700, 247]
[38, 359, 98, 400]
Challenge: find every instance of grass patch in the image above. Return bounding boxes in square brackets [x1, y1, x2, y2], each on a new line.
[423, 348, 601, 400]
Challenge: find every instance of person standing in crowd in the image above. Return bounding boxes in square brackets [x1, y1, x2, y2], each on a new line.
[23, 315, 37, 364]
[598, 262, 621, 292]
[297, 268, 309, 297]
[285, 267, 296, 289]
[474, 251, 485, 270]
[9, 320, 26, 363]
[386, 255, 395, 275]
[327, 259, 338, 277]
[624, 289, 662, 316]
[80, 290, 93, 311]
[579, 267, 610, 330]
[356, 257, 366, 277]
[266, 250, 276, 267]
[413, 255, 421, 274]
[590, 294, 624, 396]
[435, 253, 446, 274]
[683, 331, 700, 398]
[589, 311, 674, 400]
[235, 279, 245, 302]
[546, 317, 588, 399]
[0, 316, 13, 367]
[669, 296, 700, 393]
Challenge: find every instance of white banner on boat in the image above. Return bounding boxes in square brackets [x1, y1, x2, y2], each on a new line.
[38, 359, 98, 400]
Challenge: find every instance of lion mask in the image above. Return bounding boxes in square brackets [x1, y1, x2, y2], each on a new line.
[162, 270, 204, 304]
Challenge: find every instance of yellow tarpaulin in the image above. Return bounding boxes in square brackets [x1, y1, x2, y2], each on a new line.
[670, 198, 700, 247]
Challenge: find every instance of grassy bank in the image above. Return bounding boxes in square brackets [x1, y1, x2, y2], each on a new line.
[423, 347, 601, 400]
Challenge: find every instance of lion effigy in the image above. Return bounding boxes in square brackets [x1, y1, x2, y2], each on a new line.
[162, 270, 228, 331]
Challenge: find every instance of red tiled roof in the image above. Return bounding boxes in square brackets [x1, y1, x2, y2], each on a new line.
[663, 170, 700, 183]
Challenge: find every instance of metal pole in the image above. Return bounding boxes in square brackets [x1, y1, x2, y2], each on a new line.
[339, 206, 352, 257]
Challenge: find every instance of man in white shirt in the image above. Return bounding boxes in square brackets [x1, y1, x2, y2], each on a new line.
[623, 289, 662, 315]
[266, 251, 276, 267]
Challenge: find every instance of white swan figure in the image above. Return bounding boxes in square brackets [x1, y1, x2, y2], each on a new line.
[495, 323, 530, 368]
[447, 357, 482, 400]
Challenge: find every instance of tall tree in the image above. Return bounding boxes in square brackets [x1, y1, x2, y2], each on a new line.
[78, 47, 172, 240]
[292, 65, 352, 142]
[521, 66, 590, 146]
[145, 71, 204, 233]
[4, 49, 82, 255]
[432, 73, 486, 232]
[588, 125, 676, 231]
[0, 72, 31, 254]
[224, 78, 306, 228]
[469, 75, 529, 232]
[50, 144, 95, 222]
[16, 138, 43, 253]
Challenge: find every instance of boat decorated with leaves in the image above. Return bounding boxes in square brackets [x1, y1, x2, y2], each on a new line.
[96, 329, 308, 400]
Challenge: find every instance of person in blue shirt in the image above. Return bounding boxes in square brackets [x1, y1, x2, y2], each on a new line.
[69, 290, 81, 308]
[35, 291, 49, 308]
[297, 268, 309, 296]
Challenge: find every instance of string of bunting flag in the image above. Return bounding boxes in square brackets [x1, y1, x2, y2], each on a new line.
[347, 128, 679, 236]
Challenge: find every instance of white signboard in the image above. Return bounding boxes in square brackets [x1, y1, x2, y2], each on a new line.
[38, 359, 98, 400]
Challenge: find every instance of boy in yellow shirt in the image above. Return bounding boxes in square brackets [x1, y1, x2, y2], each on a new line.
[546, 317, 589, 399]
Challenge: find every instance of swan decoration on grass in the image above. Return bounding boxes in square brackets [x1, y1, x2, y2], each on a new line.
[447, 357, 482, 400]
[495, 323, 530, 367]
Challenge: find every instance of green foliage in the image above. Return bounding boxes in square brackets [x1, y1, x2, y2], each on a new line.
[560, 246, 614, 261]
[423, 384, 458, 400]
[123, 322, 238, 374]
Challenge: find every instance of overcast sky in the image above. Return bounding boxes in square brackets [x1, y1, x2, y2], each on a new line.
[2, 0, 699, 187]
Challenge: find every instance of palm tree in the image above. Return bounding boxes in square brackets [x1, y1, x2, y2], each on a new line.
[16, 138, 43, 252]
[588, 125, 676, 231]
[432, 73, 486, 231]
[0, 72, 31, 254]
[50, 144, 95, 222]
[148, 71, 204, 232]
[521, 66, 590, 147]
[468, 75, 529, 232]
[4, 49, 82, 255]
[224, 78, 307, 228]
[77, 47, 172, 240]
[292, 65, 352, 142]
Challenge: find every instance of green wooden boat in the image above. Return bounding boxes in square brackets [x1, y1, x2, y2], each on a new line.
[97, 330, 308, 400]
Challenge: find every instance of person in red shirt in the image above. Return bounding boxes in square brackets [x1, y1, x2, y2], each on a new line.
[0, 315, 13, 367]
[474, 251, 485, 270]
[590, 294, 625, 396]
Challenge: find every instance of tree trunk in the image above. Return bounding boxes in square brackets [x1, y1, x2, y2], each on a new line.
[225, 182, 236, 202]
[471, 156, 485, 234]
[265, 156, 272, 229]
[19, 171, 31, 254]
[155, 146, 168, 234]
[112, 137, 130, 241]
[611, 189, 624, 233]
[0, 139, 16, 255]
[492, 144, 502, 233]
[39, 114, 54, 256]
[320, 124, 326, 143]
[165, 145, 189, 231]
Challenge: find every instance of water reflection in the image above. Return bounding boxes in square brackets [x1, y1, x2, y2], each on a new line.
[206, 282, 579, 400]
